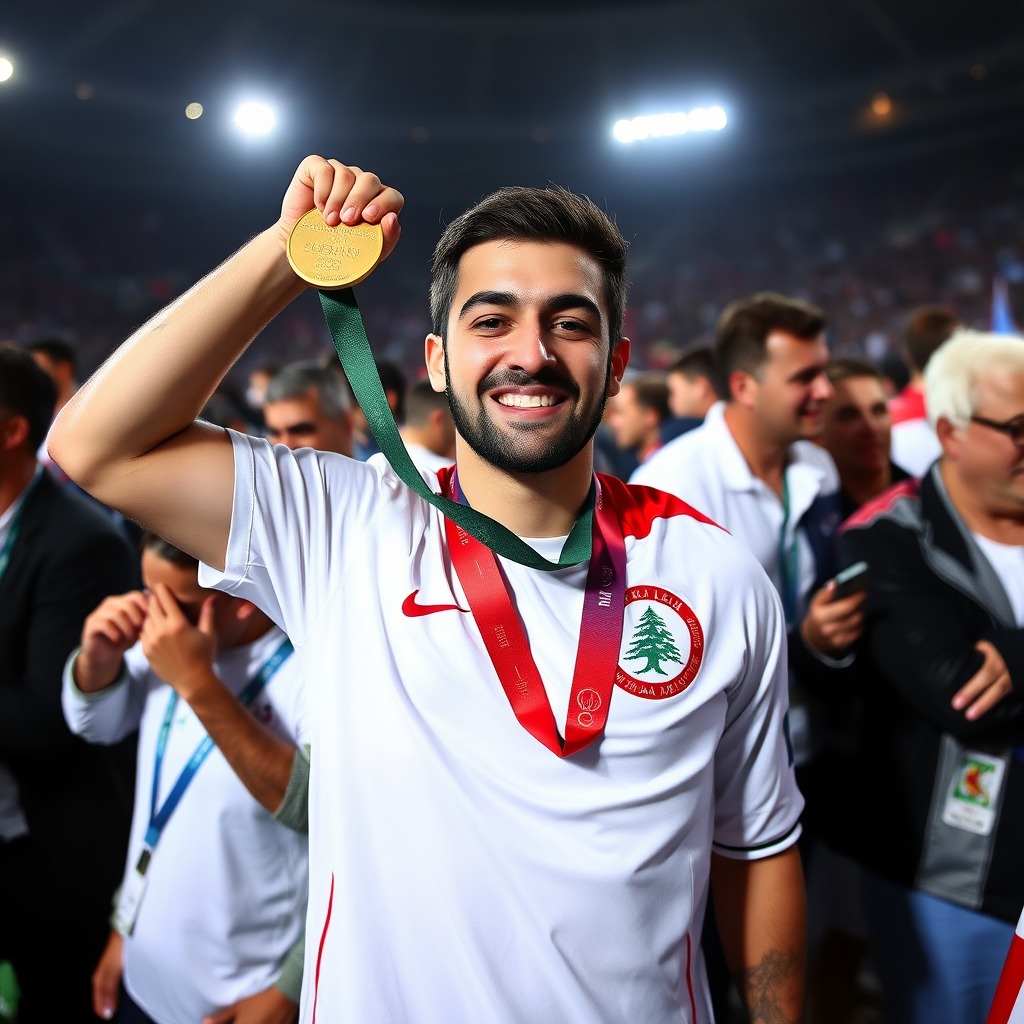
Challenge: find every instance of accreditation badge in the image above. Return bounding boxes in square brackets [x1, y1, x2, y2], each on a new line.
[941, 751, 1007, 836]
[113, 847, 152, 936]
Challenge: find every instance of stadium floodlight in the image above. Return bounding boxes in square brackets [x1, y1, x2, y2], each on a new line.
[612, 106, 727, 143]
[234, 101, 275, 135]
[0, 58, 13, 83]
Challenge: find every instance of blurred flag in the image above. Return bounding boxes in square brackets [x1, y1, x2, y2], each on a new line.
[986, 908, 1024, 1024]
[990, 276, 1019, 335]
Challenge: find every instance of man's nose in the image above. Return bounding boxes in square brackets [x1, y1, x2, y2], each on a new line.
[505, 317, 556, 375]
[810, 373, 834, 402]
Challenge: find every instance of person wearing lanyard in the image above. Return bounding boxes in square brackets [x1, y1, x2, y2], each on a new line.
[50, 158, 805, 1022]
[62, 534, 308, 1024]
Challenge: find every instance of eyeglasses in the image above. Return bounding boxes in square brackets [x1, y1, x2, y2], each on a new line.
[971, 414, 1024, 446]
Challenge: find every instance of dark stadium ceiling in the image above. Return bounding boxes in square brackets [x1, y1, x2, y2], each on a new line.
[1, 0, 1023, 206]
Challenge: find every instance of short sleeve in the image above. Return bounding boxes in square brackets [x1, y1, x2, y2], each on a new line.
[712, 575, 804, 860]
[198, 431, 393, 642]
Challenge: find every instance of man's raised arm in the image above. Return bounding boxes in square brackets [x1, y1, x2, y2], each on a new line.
[48, 158, 403, 569]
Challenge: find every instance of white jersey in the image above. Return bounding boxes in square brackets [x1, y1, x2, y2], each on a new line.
[62, 627, 308, 1024]
[199, 431, 802, 1024]
[403, 440, 455, 474]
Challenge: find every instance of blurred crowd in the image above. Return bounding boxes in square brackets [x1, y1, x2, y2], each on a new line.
[3, 271, 1024, 1024]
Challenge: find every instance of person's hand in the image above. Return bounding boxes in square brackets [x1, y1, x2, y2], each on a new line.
[202, 985, 299, 1024]
[276, 155, 403, 259]
[800, 580, 866, 656]
[91, 929, 123, 1020]
[76, 591, 149, 692]
[952, 640, 1013, 721]
[140, 585, 217, 701]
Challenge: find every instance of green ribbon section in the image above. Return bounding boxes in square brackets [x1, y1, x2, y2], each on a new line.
[319, 288, 593, 571]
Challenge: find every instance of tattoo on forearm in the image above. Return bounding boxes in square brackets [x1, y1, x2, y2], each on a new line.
[742, 947, 801, 1024]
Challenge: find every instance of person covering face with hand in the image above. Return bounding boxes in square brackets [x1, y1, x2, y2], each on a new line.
[62, 536, 307, 1024]
[49, 158, 807, 1023]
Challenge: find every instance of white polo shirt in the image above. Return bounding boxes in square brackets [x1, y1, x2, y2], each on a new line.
[62, 627, 308, 1024]
[632, 402, 839, 626]
[198, 431, 801, 1024]
[632, 403, 841, 764]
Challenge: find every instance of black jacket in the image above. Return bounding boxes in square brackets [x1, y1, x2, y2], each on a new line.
[0, 469, 139, 897]
[837, 465, 1024, 923]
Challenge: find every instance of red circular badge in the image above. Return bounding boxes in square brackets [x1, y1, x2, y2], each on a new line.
[615, 586, 704, 700]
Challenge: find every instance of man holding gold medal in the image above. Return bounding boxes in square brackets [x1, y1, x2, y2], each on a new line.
[50, 157, 805, 1023]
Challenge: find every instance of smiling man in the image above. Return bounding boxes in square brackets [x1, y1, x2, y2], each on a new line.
[49, 158, 805, 1024]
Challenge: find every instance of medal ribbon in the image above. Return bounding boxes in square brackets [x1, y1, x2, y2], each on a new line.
[144, 638, 294, 851]
[319, 288, 592, 571]
[441, 467, 626, 757]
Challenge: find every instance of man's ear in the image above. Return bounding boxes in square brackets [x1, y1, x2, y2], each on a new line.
[606, 339, 631, 398]
[425, 334, 448, 393]
[935, 415, 960, 460]
[728, 369, 758, 411]
[2, 415, 30, 453]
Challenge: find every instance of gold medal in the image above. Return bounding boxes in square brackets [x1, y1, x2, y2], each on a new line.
[286, 209, 384, 290]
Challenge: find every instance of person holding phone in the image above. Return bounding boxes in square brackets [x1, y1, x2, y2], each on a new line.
[838, 330, 1024, 1022]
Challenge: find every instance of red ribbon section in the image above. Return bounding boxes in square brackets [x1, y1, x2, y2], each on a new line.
[443, 471, 626, 757]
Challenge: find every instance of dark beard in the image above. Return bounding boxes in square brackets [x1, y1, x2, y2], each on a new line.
[443, 350, 609, 474]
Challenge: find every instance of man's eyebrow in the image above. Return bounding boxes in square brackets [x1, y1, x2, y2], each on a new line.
[457, 290, 604, 323]
[545, 293, 603, 322]
[458, 291, 518, 320]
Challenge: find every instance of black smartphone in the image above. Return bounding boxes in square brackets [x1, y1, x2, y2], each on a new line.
[831, 561, 870, 600]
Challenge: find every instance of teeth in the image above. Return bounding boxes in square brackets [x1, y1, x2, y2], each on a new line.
[497, 394, 557, 408]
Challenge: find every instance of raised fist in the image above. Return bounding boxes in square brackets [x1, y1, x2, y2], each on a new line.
[275, 155, 403, 261]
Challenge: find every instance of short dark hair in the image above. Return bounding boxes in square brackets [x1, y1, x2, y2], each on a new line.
[28, 337, 77, 373]
[141, 532, 199, 569]
[0, 344, 58, 451]
[825, 357, 884, 385]
[430, 186, 628, 346]
[626, 373, 670, 424]
[903, 306, 961, 373]
[668, 345, 727, 399]
[376, 360, 407, 423]
[715, 292, 826, 384]
[405, 379, 451, 428]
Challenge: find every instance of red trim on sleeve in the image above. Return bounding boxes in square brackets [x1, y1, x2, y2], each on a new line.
[839, 478, 919, 534]
[599, 474, 725, 540]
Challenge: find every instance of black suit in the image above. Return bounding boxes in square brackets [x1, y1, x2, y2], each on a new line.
[0, 469, 139, 1023]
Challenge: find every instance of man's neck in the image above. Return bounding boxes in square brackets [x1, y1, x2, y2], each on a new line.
[840, 463, 891, 508]
[907, 371, 924, 389]
[0, 456, 39, 519]
[940, 460, 1024, 546]
[454, 440, 594, 539]
[722, 403, 790, 498]
[637, 430, 661, 464]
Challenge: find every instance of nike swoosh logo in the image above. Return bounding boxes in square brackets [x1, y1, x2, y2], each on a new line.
[402, 590, 468, 617]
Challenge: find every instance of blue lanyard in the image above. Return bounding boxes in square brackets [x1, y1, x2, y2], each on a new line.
[145, 637, 293, 849]
[0, 469, 41, 583]
[777, 475, 800, 629]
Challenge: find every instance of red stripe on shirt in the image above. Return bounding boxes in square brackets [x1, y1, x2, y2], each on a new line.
[311, 873, 335, 1024]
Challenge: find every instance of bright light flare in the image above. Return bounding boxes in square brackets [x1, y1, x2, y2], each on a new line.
[613, 106, 727, 143]
[185, 102, 203, 120]
[234, 101, 275, 135]
[0, 58, 13, 83]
